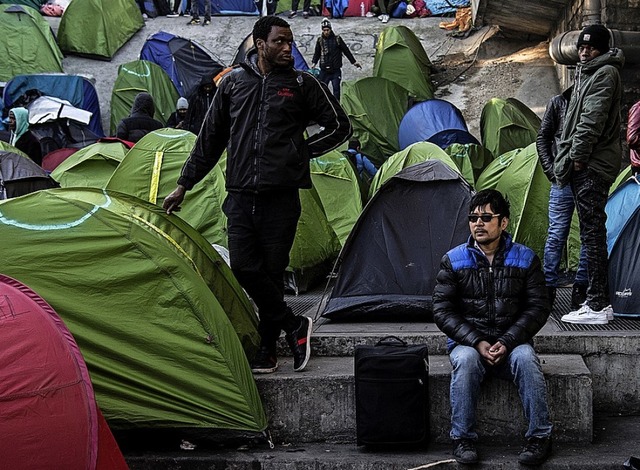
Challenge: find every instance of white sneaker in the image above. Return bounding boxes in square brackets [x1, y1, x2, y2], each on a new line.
[561, 304, 610, 325]
[381, 14, 389, 23]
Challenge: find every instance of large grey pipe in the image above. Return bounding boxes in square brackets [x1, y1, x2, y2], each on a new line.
[549, 29, 640, 65]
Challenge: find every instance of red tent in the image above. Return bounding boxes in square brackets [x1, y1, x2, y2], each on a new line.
[0, 274, 128, 470]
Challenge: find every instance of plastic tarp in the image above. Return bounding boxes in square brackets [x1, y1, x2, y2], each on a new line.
[3, 74, 104, 136]
[607, 177, 640, 316]
[310, 150, 363, 246]
[0, 274, 98, 469]
[109, 60, 180, 134]
[0, 187, 265, 431]
[322, 160, 472, 320]
[140, 31, 225, 98]
[373, 25, 434, 102]
[480, 97, 541, 159]
[398, 98, 479, 150]
[57, 0, 144, 60]
[341, 76, 411, 168]
[0, 150, 57, 199]
[0, 4, 63, 82]
[369, 141, 467, 197]
[51, 141, 128, 188]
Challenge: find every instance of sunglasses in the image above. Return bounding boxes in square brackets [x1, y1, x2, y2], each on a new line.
[468, 214, 500, 223]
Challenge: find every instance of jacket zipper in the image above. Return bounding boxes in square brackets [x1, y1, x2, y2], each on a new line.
[251, 74, 267, 213]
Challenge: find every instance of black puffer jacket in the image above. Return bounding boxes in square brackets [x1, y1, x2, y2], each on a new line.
[178, 49, 352, 192]
[432, 233, 549, 353]
[116, 92, 164, 143]
[536, 87, 572, 183]
[312, 32, 357, 72]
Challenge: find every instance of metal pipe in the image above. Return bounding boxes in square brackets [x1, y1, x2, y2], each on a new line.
[582, 0, 601, 27]
[549, 29, 640, 65]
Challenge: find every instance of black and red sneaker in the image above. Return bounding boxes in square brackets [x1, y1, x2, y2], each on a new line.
[285, 316, 312, 372]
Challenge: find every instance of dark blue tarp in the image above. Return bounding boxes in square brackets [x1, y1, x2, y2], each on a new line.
[140, 31, 225, 99]
[211, 0, 258, 14]
[398, 99, 479, 150]
[324, 0, 349, 18]
[427, 0, 469, 15]
[606, 176, 640, 254]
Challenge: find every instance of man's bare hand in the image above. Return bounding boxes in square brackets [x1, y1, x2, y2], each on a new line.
[163, 185, 186, 214]
[476, 340, 507, 366]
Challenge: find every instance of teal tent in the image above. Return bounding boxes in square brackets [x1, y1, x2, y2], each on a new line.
[0, 188, 264, 431]
[0, 4, 63, 82]
[57, 0, 144, 60]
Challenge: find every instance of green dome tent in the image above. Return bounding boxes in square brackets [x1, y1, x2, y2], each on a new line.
[373, 25, 434, 102]
[110, 60, 180, 134]
[0, 187, 264, 431]
[106, 128, 229, 247]
[0, 4, 63, 82]
[341, 77, 412, 167]
[57, 0, 144, 61]
[369, 142, 466, 198]
[0, 140, 29, 159]
[51, 141, 129, 188]
[310, 151, 363, 246]
[444, 142, 494, 188]
[480, 97, 541, 159]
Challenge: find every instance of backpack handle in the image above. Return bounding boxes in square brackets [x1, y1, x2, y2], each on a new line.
[376, 336, 407, 347]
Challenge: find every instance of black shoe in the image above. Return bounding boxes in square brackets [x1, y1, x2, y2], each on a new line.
[546, 286, 556, 309]
[288, 10, 297, 18]
[571, 283, 588, 309]
[187, 17, 200, 25]
[250, 346, 278, 374]
[203, 19, 210, 25]
[518, 436, 552, 466]
[452, 438, 478, 464]
[285, 316, 312, 372]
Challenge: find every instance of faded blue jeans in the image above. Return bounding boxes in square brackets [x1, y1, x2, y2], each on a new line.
[449, 344, 553, 440]
[544, 182, 588, 287]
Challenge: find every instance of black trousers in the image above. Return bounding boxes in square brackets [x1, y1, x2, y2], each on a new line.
[223, 190, 301, 349]
[571, 168, 611, 310]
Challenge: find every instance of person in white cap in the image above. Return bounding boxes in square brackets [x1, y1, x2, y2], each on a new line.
[167, 97, 189, 129]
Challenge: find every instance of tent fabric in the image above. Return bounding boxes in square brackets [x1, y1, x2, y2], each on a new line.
[480, 97, 541, 159]
[41, 147, 79, 172]
[232, 33, 308, 71]
[109, 60, 181, 134]
[0, 274, 98, 470]
[444, 142, 494, 186]
[51, 141, 129, 188]
[373, 25, 434, 102]
[3, 74, 104, 136]
[0, 150, 58, 199]
[0, 187, 265, 431]
[607, 178, 640, 316]
[0, 140, 29, 158]
[322, 159, 473, 320]
[398, 99, 479, 150]
[427, 0, 469, 15]
[369, 141, 466, 197]
[140, 31, 225, 99]
[211, 0, 259, 15]
[0, 4, 63, 82]
[310, 150, 363, 246]
[57, 0, 144, 60]
[341, 76, 411, 168]
[105, 128, 229, 247]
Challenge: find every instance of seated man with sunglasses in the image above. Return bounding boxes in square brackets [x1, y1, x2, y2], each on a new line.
[433, 189, 552, 466]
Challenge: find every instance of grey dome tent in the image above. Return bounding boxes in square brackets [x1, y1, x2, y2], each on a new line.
[322, 159, 473, 321]
[0, 150, 57, 199]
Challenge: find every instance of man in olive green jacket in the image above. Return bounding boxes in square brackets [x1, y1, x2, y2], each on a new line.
[554, 24, 623, 325]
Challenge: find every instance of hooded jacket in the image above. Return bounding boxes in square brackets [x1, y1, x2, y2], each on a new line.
[432, 232, 549, 353]
[312, 31, 357, 72]
[184, 74, 217, 134]
[178, 49, 352, 192]
[536, 87, 572, 183]
[116, 92, 163, 143]
[554, 48, 624, 186]
[627, 100, 640, 169]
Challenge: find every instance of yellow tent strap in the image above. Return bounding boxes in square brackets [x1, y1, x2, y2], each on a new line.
[149, 150, 164, 204]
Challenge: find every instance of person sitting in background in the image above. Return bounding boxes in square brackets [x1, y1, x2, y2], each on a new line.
[167, 97, 189, 129]
[627, 100, 640, 176]
[8, 107, 43, 165]
[115, 92, 163, 143]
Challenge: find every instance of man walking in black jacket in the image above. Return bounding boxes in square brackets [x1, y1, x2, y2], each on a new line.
[164, 16, 352, 374]
[433, 189, 553, 466]
[311, 19, 361, 99]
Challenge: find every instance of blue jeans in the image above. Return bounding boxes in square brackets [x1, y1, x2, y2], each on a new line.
[449, 344, 553, 440]
[544, 183, 588, 287]
[191, 0, 211, 19]
[318, 69, 342, 100]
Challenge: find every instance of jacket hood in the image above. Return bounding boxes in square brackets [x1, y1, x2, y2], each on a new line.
[577, 47, 625, 74]
[9, 107, 29, 146]
[131, 92, 155, 117]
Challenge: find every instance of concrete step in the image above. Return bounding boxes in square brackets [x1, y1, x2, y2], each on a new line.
[255, 354, 592, 445]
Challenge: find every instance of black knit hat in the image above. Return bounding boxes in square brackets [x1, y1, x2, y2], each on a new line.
[577, 24, 610, 53]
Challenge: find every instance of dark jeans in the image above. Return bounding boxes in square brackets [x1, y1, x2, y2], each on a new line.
[319, 69, 342, 100]
[291, 0, 310, 11]
[570, 168, 611, 310]
[191, 0, 210, 19]
[223, 190, 301, 349]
